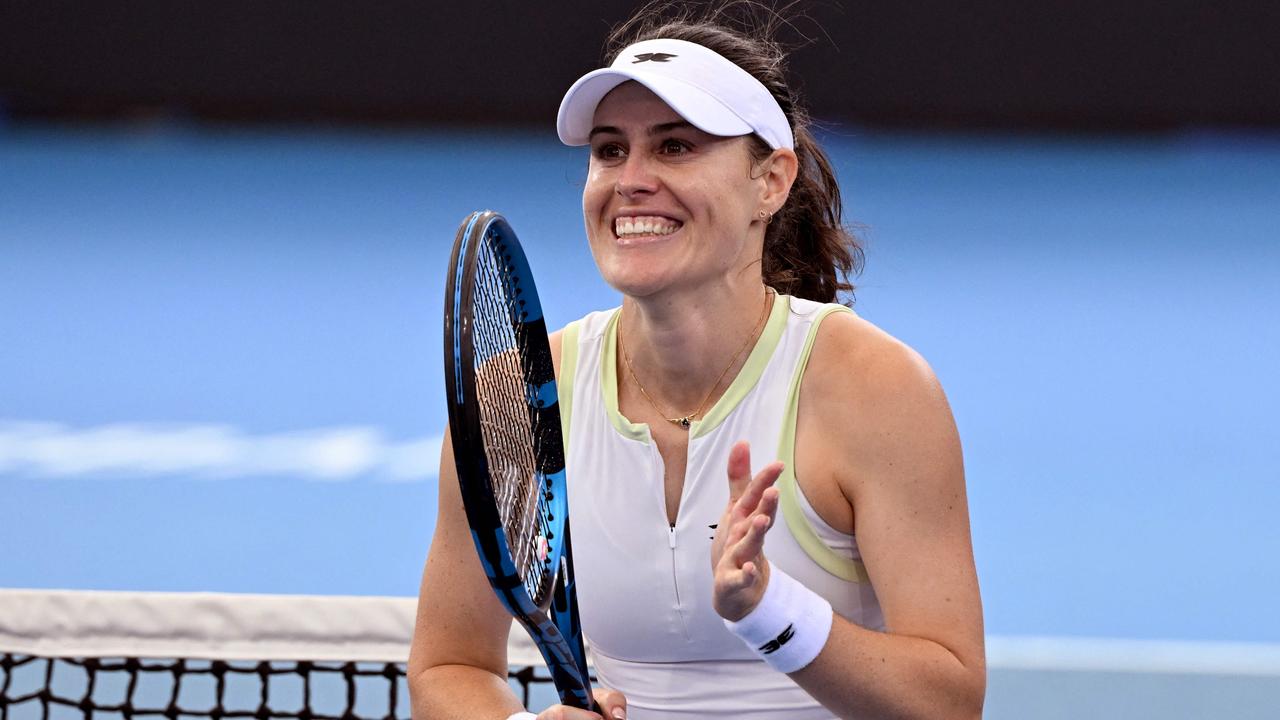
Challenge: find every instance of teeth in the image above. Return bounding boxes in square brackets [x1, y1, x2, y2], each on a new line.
[614, 216, 680, 238]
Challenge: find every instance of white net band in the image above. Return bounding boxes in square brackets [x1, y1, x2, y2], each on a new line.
[0, 588, 549, 667]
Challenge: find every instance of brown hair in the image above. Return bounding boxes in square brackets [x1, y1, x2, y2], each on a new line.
[604, 1, 864, 304]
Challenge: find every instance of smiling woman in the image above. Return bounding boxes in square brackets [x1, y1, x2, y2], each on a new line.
[581, 82, 786, 303]
[409, 3, 985, 719]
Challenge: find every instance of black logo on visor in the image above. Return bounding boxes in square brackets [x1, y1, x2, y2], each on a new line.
[633, 52, 678, 63]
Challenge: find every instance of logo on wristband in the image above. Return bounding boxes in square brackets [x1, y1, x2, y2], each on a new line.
[757, 623, 796, 654]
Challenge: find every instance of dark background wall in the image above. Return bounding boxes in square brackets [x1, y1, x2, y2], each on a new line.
[2, 1, 1279, 130]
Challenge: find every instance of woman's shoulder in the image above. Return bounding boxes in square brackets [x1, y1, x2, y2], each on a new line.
[549, 307, 619, 377]
[801, 304, 950, 432]
[797, 305, 962, 509]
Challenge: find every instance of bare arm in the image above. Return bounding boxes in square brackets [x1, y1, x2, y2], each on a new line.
[409, 330, 620, 720]
[713, 313, 985, 719]
[407, 422, 527, 720]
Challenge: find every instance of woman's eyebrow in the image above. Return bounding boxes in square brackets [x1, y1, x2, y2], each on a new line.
[587, 126, 621, 141]
[587, 121, 696, 141]
[648, 121, 696, 135]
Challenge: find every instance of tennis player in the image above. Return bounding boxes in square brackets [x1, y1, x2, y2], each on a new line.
[410, 5, 985, 719]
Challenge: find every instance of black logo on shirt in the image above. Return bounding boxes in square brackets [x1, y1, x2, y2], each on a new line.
[758, 624, 795, 654]
[633, 52, 678, 63]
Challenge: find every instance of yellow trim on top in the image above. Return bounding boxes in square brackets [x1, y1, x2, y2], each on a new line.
[558, 320, 581, 457]
[601, 291, 790, 442]
[775, 304, 871, 583]
[691, 289, 790, 438]
[601, 309, 651, 443]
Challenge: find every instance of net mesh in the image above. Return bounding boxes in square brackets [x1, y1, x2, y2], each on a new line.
[0, 655, 559, 720]
[470, 227, 553, 606]
[0, 591, 569, 720]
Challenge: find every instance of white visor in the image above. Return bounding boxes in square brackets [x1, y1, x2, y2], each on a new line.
[557, 38, 794, 151]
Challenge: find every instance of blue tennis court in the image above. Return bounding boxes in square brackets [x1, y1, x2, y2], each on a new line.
[1, 125, 1277, 717]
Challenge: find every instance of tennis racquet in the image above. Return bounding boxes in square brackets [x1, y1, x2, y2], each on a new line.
[443, 210, 594, 711]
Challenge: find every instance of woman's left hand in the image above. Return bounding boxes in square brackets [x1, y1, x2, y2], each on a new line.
[711, 441, 785, 622]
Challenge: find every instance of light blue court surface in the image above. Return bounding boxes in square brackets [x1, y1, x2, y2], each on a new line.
[1, 124, 1278, 658]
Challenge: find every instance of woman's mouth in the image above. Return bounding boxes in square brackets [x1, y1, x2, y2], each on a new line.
[614, 215, 682, 240]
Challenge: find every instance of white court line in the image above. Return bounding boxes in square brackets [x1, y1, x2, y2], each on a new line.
[0, 419, 441, 482]
[987, 635, 1280, 676]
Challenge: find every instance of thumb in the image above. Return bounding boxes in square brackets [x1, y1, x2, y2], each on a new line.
[726, 440, 752, 502]
[592, 687, 628, 720]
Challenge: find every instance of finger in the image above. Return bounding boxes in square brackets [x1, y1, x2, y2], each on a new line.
[719, 484, 780, 551]
[733, 462, 784, 518]
[719, 559, 762, 594]
[716, 512, 768, 573]
[536, 705, 604, 720]
[592, 687, 628, 720]
[755, 485, 780, 527]
[719, 505, 756, 546]
[728, 513, 771, 567]
[725, 441, 752, 502]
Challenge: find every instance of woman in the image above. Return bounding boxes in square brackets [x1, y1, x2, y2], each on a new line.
[409, 6, 985, 719]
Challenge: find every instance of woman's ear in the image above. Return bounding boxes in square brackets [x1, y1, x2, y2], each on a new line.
[756, 148, 799, 211]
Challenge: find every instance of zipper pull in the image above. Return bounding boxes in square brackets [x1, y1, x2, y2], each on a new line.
[668, 524, 676, 549]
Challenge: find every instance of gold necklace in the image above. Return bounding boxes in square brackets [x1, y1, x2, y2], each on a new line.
[619, 288, 773, 430]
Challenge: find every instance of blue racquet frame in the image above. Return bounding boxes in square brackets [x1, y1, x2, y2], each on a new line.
[443, 210, 593, 710]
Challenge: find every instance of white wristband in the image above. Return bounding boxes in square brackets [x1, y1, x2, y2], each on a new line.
[506, 713, 538, 720]
[724, 565, 833, 673]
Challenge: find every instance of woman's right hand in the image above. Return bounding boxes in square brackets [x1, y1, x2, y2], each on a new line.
[533, 687, 627, 720]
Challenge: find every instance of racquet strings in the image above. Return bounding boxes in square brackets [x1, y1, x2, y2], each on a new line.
[470, 229, 554, 606]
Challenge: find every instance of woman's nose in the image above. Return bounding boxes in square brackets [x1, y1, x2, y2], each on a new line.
[616, 153, 659, 198]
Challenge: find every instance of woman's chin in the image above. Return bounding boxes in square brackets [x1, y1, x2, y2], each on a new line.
[599, 270, 676, 299]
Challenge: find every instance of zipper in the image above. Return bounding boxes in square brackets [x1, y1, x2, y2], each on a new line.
[668, 522, 691, 638]
[648, 432, 690, 638]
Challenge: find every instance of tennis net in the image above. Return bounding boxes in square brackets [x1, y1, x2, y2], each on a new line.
[0, 589, 564, 720]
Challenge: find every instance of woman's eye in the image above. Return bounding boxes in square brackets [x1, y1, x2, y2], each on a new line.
[593, 143, 625, 160]
[660, 139, 691, 155]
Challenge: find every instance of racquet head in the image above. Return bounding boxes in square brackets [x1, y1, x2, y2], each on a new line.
[443, 210, 592, 709]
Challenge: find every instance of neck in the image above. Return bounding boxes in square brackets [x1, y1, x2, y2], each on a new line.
[618, 281, 774, 418]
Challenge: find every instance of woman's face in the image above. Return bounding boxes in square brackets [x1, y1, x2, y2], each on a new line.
[582, 81, 772, 299]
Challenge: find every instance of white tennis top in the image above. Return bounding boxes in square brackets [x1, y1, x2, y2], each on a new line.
[559, 294, 885, 719]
